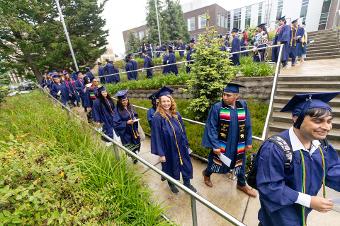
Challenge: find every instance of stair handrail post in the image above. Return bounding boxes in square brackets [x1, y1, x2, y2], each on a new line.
[262, 44, 284, 140]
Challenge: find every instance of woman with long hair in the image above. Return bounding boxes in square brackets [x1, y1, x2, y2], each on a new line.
[92, 86, 117, 144]
[113, 90, 140, 163]
[151, 87, 196, 193]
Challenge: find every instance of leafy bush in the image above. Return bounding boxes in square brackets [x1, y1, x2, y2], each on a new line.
[187, 27, 237, 121]
[0, 92, 170, 225]
[0, 73, 10, 105]
[239, 56, 274, 77]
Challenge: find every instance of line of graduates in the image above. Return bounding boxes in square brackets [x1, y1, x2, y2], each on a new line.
[272, 16, 308, 67]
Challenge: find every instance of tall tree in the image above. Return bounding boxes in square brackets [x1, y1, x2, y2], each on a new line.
[146, 0, 164, 45]
[126, 32, 140, 53]
[162, 0, 189, 43]
[0, 0, 108, 81]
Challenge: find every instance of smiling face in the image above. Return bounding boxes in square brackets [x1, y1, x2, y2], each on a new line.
[160, 95, 172, 111]
[294, 112, 333, 140]
[121, 98, 129, 108]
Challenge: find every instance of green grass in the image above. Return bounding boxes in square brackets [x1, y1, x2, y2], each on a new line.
[130, 98, 267, 161]
[0, 91, 171, 225]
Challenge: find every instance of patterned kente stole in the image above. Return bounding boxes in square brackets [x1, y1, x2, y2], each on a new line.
[218, 101, 246, 169]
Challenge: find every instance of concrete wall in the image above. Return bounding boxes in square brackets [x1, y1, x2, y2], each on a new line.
[127, 77, 274, 102]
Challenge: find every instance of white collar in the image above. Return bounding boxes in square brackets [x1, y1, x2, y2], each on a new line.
[288, 127, 321, 155]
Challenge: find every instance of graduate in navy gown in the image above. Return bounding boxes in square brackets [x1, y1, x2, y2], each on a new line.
[147, 93, 157, 128]
[177, 39, 186, 58]
[125, 54, 138, 80]
[63, 72, 77, 107]
[151, 87, 196, 193]
[272, 16, 291, 67]
[162, 51, 169, 74]
[113, 90, 141, 163]
[257, 92, 340, 226]
[104, 60, 120, 83]
[98, 62, 106, 84]
[92, 86, 116, 143]
[167, 46, 178, 75]
[231, 28, 241, 66]
[253, 23, 268, 62]
[142, 51, 153, 79]
[85, 67, 95, 82]
[296, 21, 307, 63]
[289, 19, 298, 66]
[202, 83, 257, 197]
[74, 71, 88, 110]
[50, 75, 69, 106]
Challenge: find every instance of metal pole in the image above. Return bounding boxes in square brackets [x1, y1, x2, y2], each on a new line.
[261, 44, 284, 140]
[55, 0, 79, 71]
[154, 0, 162, 46]
[191, 196, 198, 226]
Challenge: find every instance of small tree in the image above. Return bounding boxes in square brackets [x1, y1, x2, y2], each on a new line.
[186, 26, 236, 121]
[126, 32, 140, 53]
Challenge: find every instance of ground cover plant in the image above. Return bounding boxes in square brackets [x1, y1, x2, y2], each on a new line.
[0, 91, 171, 225]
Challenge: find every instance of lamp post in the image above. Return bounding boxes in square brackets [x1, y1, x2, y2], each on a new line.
[55, 0, 79, 71]
[154, 0, 162, 46]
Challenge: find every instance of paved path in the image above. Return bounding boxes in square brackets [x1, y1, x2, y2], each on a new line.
[281, 58, 340, 76]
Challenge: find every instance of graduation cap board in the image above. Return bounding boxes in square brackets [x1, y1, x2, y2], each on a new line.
[97, 85, 106, 93]
[223, 83, 245, 94]
[257, 23, 266, 28]
[154, 86, 174, 99]
[115, 89, 128, 99]
[281, 92, 339, 128]
[231, 28, 239, 33]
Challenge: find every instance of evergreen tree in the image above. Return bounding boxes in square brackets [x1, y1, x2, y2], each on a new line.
[186, 26, 236, 121]
[0, 0, 108, 81]
[126, 32, 141, 53]
[146, 0, 163, 45]
[162, 0, 189, 43]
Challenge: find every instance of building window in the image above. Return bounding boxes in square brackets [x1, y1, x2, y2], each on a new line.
[233, 8, 241, 29]
[245, 6, 251, 28]
[300, 0, 309, 23]
[318, 0, 331, 30]
[276, 0, 283, 19]
[221, 15, 225, 28]
[217, 14, 221, 27]
[198, 14, 207, 29]
[258, 2, 263, 25]
[187, 17, 195, 31]
[227, 13, 231, 30]
[138, 31, 145, 40]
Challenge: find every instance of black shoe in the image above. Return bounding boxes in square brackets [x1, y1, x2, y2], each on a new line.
[168, 183, 179, 194]
[184, 183, 197, 193]
[133, 159, 138, 164]
[161, 176, 166, 181]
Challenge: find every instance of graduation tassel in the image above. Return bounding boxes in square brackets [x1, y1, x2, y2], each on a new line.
[318, 147, 326, 198]
[165, 116, 184, 166]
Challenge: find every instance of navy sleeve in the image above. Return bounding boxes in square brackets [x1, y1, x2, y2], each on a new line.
[151, 114, 165, 156]
[325, 144, 340, 191]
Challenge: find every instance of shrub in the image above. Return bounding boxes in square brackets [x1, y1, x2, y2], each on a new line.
[239, 56, 274, 77]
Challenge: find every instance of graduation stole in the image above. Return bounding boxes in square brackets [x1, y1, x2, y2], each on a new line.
[218, 101, 246, 169]
[290, 27, 297, 46]
[125, 108, 139, 140]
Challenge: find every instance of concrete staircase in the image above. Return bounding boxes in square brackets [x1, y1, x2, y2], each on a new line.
[307, 29, 340, 60]
[268, 74, 340, 151]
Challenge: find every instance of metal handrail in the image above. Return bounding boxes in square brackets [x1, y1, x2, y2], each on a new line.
[37, 86, 245, 226]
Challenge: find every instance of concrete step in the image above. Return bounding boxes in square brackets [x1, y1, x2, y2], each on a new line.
[276, 87, 340, 96]
[271, 111, 340, 129]
[278, 75, 340, 82]
[269, 122, 340, 146]
[307, 51, 340, 57]
[308, 36, 339, 43]
[308, 29, 338, 36]
[308, 44, 340, 51]
[306, 54, 340, 60]
[266, 130, 340, 151]
[308, 47, 340, 54]
[274, 95, 340, 107]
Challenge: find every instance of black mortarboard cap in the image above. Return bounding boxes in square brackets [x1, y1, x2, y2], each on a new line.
[292, 18, 298, 24]
[223, 83, 245, 93]
[281, 92, 339, 115]
[115, 89, 128, 99]
[277, 16, 286, 21]
[154, 86, 174, 99]
[190, 38, 195, 43]
[257, 23, 266, 28]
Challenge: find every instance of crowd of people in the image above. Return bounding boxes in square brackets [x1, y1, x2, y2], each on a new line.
[37, 16, 340, 226]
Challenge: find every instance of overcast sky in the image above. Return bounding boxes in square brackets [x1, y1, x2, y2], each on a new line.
[101, 0, 263, 55]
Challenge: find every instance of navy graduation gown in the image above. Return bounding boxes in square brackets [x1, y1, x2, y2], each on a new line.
[272, 24, 291, 62]
[202, 101, 252, 177]
[126, 60, 138, 80]
[147, 107, 156, 128]
[162, 54, 169, 74]
[231, 36, 241, 66]
[296, 27, 306, 57]
[143, 56, 153, 78]
[113, 106, 140, 145]
[104, 62, 120, 83]
[177, 44, 185, 57]
[257, 130, 340, 226]
[98, 65, 106, 84]
[74, 79, 86, 107]
[92, 98, 116, 138]
[85, 71, 95, 82]
[50, 82, 69, 105]
[168, 52, 178, 75]
[151, 112, 193, 180]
